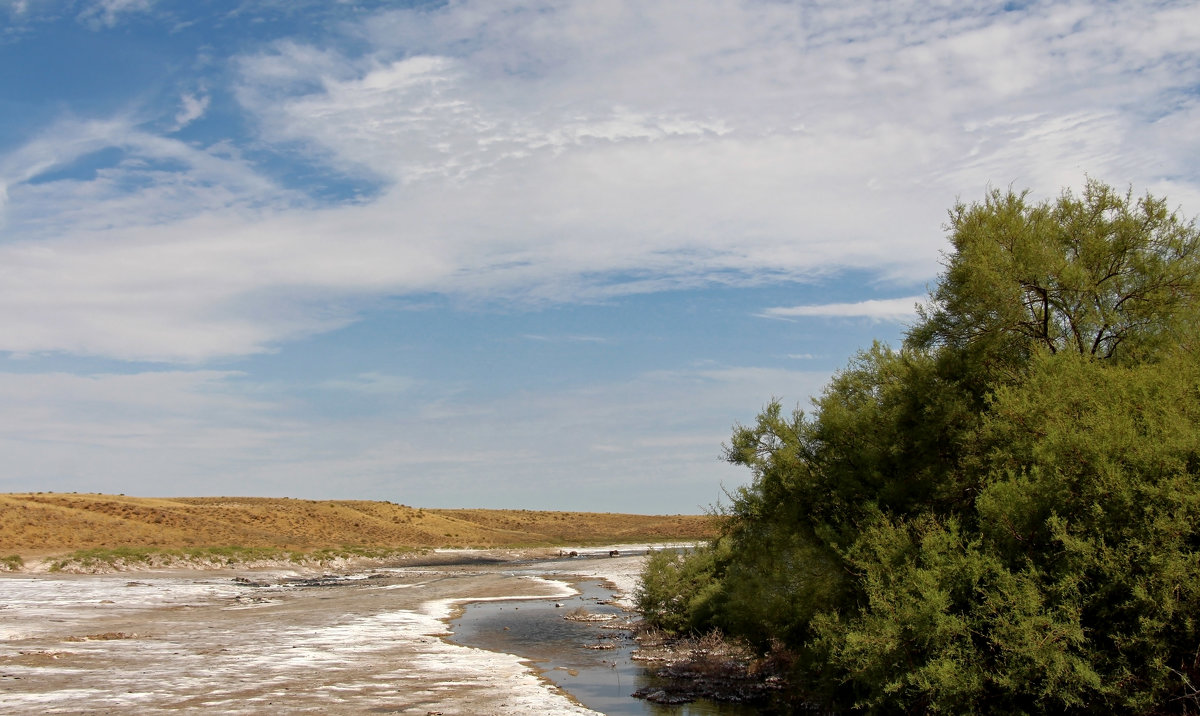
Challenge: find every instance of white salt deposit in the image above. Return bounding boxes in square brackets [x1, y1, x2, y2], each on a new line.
[0, 565, 608, 714]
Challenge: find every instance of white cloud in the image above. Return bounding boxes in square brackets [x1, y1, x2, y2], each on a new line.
[0, 369, 294, 494]
[227, 364, 832, 510]
[1, 117, 282, 235]
[173, 92, 210, 130]
[0, 364, 827, 511]
[1, 0, 1198, 362]
[763, 296, 924, 322]
[77, 0, 153, 29]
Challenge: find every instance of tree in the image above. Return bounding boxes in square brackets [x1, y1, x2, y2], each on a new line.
[812, 351, 1200, 712]
[911, 180, 1200, 367]
[640, 180, 1200, 713]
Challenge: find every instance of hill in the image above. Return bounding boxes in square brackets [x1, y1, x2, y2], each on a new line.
[0, 493, 715, 558]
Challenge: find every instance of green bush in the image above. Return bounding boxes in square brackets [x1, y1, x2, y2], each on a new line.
[635, 546, 721, 634]
[45, 544, 415, 571]
[641, 180, 1200, 713]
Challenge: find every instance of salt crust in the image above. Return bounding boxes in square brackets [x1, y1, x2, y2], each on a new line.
[0, 554, 663, 714]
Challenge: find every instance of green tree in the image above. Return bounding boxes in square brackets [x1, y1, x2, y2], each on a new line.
[635, 544, 723, 634]
[640, 180, 1200, 713]
[912, 180, 1200, 367]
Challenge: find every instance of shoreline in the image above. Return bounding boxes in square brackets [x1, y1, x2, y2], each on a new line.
[2, 542, 695, 576]
[0, 545, 665, 714]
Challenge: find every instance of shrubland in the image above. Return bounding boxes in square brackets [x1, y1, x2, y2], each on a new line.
[638, 180, 1200, 713]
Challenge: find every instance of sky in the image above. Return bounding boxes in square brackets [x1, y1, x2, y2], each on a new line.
[0, 0, 1198, 513]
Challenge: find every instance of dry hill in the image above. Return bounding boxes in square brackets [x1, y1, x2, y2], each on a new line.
[0, 493, 715, 558]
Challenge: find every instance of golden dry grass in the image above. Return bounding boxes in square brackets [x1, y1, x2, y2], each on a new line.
[0, 493, 716, 557]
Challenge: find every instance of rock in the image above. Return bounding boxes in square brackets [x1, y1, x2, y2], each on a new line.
[631, 686, 694, 705]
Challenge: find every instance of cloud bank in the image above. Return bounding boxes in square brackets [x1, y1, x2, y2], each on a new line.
[0, 365, 828, 510]
[0, 1, 1196, 362]
[1, 1, 1199, 508]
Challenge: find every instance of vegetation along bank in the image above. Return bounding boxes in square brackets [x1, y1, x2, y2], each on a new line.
[637, 179, 1200, 713]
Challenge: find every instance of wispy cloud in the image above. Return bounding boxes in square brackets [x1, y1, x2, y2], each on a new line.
[762, 297, 924, 322]
[1, 1, 1197, 362]
[0, 369, 285, 464]
[0, 364, 825, 509]
[173, 92, 209, 130]
[77, 0, 154, 29]
[319, 372, 417, 395]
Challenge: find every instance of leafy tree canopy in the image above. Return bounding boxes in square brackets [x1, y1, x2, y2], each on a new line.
[911, 180, 1200, 366]
[637, 180, 1200, 713]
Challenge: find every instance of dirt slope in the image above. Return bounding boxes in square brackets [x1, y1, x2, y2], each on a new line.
[0, 493, 715, 556]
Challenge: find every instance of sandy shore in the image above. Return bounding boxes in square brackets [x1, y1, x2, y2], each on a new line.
[0, 546, 664, 714]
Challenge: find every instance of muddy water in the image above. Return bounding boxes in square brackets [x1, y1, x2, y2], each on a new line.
[449, 579, 761, 715]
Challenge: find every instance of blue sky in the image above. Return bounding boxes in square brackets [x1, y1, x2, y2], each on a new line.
[1, 0, 1198, 512]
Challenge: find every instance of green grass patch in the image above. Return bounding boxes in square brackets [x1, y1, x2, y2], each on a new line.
[0, 554, 23, 571]
[47, 545, 418, 572]
[49, 546, 157, 572]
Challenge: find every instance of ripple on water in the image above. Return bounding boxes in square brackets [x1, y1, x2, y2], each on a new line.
[448, 579, 766, 716]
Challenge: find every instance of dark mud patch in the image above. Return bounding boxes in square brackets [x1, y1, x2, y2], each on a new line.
[630, 628, 791, 711]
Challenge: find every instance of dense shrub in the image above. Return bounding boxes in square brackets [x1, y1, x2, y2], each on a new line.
[641, 181, 1200, 713]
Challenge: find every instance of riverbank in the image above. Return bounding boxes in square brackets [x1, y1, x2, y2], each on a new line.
[0, 547, 660, 714]
[630, 627, 792, 708]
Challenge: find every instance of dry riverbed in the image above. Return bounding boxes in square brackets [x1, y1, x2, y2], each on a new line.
[0, 547, 664, 714]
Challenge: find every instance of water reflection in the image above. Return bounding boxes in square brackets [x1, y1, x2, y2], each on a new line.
[448, 579, 761, 715]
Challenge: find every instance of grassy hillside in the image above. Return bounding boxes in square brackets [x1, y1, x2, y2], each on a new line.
[0, 493, 715, 557]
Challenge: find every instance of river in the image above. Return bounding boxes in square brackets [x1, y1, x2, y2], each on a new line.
[449, 577, 763, 715]
[0, 546, 765, 715]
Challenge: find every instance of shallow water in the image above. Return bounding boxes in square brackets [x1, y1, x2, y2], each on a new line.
[0, 550, 753, 714]
[0, 567, 595, 714]
[448, 579, 762, 715]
